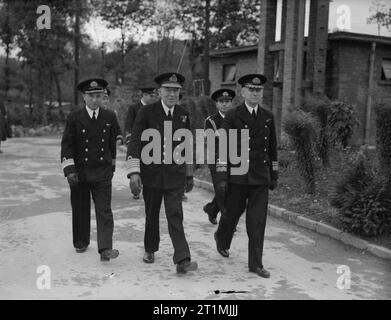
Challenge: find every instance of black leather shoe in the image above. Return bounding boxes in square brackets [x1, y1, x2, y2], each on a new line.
[100, 249, 119, 261]
[75, 246, 88, 253]
[214, 232, 229, 258]
[143, 252, 154, 263]
[203, 205, 218, 225]
[176, 259, 198, 274]
[249, 266, 270, 278]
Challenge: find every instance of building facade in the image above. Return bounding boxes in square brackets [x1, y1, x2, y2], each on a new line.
[209, 32, 391, 145]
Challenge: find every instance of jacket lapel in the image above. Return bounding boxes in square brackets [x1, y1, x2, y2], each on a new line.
[154, 101, 166, 131]
[236, 103, 256, 135]
[78, 107, 92, 128]
[87, 108, 104, 139]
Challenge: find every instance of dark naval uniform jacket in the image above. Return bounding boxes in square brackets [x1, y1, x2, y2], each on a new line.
[126, 100, 193, 190]
[124, 101, 143, 144]
[61, 107, 120, 182]
[216, 103, 278, 186]
[204, 112, 225, 172]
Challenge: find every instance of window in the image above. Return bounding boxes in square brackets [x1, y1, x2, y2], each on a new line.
[381, 59, 391, 81]
[222, 64, 236, 82]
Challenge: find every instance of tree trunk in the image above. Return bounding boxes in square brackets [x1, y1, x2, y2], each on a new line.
[203, 0, 211, 96]
[73, 0, 80, 109]
[3, 4, 12, 100]
[54, 72, 62, 108]
[38, 68, 48, 126]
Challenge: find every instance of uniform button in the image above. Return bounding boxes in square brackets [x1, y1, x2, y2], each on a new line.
[265, 125, 268, 128]
[102, 139, 104, 142]
[264, 160, 267, 163]
[163, 152, 166, 156]
[85, 158, 88, 162]
[247, 160, 250, 163]
[248, 148, 250, 151]
[86, 139, 89, 143]
[103, 129, 106, 133]
[101, 148, 104, 151]
[163, 145, 166, 148]
[85, 148, 88, 152]
[82, 129, 86, 133]
[100, 157, 103, 161]
[265, 137, 267, 140]
[264, 148, 267, 152]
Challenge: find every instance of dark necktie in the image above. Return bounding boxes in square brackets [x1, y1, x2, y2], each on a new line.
[252, 109, 257, 120]
[92, 111, 97, 121]
[167, 110, 172, 120]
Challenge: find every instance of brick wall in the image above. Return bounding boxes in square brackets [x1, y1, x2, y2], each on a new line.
[328, 40, 391, 145]
[209, 50, 258, 95]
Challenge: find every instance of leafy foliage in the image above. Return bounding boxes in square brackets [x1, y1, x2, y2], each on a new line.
[375, 103, 391, 180]
[300, 95, 332, 167]
[328, 101, 358, 148]
[331, 152, 391, 237]
[283, 110, 318, 194]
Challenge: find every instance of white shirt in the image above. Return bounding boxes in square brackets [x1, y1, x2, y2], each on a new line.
[140, 99, 147, 106]
[245, 102, 258, 116]
[218, 111, 225, 118]
[86, 105, 99, 119]
[161, 100, 175, 117]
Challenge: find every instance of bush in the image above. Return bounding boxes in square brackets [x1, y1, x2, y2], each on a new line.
[331, 152, 391, 236]
[301, 94, 332, 167]
[283, 110, 318, 194]
[375, 103, 391, 180]
[328, 101, 358, 148]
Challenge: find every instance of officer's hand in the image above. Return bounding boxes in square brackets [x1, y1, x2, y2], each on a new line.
[67, 173, 79, 187]
[185, 176, 194, 193]
[216, 180, 228, 195]
[129, 173, 142, 195]
[269, 180, 278, 191]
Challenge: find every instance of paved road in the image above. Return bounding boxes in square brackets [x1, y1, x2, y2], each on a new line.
[0, 137, 390, 300]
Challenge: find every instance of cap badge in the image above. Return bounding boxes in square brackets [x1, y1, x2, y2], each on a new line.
[222, 91, 229, 96]
[252, 77, 261, 84]
[90, 81, 98, 87]
[169, 74, 178, 82]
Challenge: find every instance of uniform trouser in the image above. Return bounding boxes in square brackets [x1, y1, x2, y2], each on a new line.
[70, 180, 114, 253]
[215, 183, 269, 270]
[142, 185, 191, 264]
[203, 169, 226, 219]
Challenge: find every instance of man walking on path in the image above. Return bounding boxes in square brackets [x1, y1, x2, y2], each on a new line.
[124, 86, 157, 200]
[214, 74, 279, 278]
[203, 89, 236, 225]
[61, 78, 120, 262]
[126, 72, 198, 274]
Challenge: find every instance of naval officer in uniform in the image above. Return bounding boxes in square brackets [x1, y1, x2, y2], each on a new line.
[214, 74, 279, 278]
[203, 89, 236, 224]
[102, 87, 124, 145]
[126, 72, 198, 274]
[124, 86, 157, 145]
[124, 86, 157, 200]
[61, 78, 120, 261]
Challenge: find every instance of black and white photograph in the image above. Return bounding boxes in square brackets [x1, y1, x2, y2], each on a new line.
[0, 0, 390, 304]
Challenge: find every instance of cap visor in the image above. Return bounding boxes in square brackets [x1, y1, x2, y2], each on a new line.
[84, 89, 104, 93]
[244, 84, 263, 89]
[161, 82, 182, 88]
